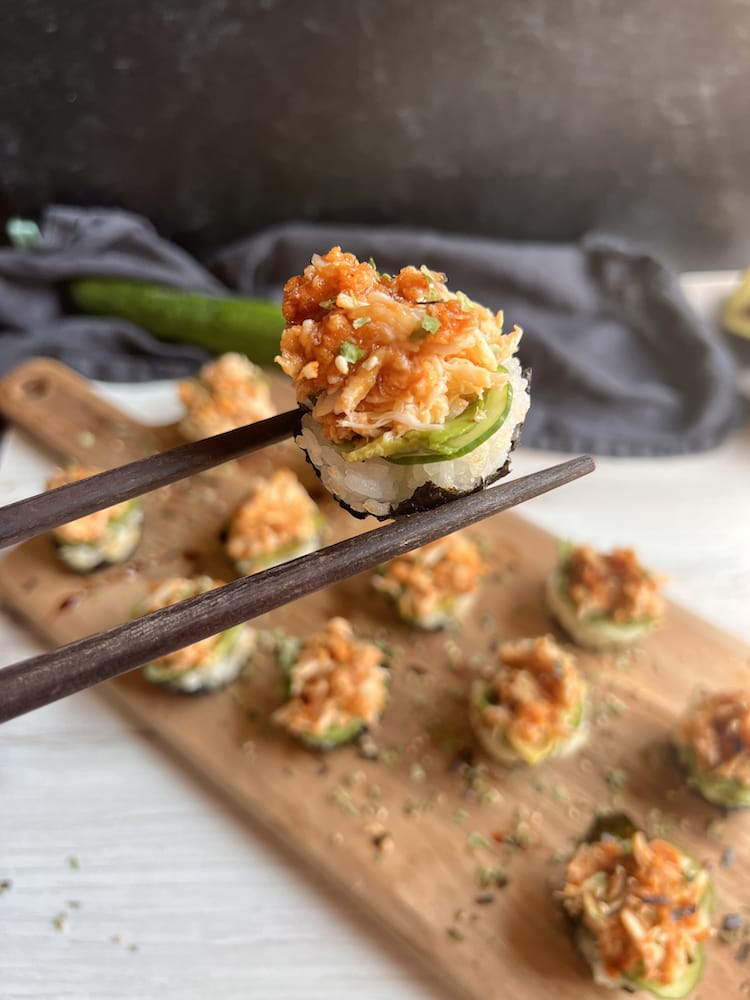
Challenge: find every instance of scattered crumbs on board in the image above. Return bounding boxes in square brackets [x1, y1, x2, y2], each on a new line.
[53, 912, 69, 933]
[0, 879, 12, 895]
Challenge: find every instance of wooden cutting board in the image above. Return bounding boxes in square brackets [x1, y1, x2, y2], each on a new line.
[1, 357, 749, 1000]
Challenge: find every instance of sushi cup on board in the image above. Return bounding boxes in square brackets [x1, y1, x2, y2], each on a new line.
[47, 464, 143, 572]
[225, 468, 324, 576]
[137, 576, 256, 694]
[371, 531, 486, 630]
[560, 814, 713, 997]
[272, 617, 390, 750]
[275, 248, 531, 520]
[177, 352, 276, 441]
[673, 690, 750, 808]
[547, 542, 665, 650]
[470, 635, 588, 766]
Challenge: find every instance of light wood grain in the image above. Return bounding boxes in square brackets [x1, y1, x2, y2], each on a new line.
[1, 360, 749, 1000]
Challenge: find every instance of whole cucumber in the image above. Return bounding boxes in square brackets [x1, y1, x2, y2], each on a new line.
[68, 278, 285, 366]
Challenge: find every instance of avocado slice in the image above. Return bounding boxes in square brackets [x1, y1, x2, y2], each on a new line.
[342, 381, 512, 465]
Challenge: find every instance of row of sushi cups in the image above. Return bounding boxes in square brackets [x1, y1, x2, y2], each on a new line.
[47, 473, 746, 996]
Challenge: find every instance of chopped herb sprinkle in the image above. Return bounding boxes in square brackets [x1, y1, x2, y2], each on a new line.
[421, 314, 441, 334]
[456, 290, 475, 312]
[320, 298, 335, 309]
[351, 317, 371, 331]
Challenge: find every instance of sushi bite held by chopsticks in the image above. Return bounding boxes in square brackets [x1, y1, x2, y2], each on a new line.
[276, 248, 530, 519]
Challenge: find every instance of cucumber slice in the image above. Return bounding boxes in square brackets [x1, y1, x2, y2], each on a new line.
[342, 382, 512, 465]
[678, 745, 750, 808]
[624, 947, 704, 998]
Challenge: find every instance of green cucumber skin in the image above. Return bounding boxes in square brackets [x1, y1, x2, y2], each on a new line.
[678, 745, 750, 808]
[624, 947, 704, 999]
[69, 278, 285, 367]
[388, 382, 513, 466]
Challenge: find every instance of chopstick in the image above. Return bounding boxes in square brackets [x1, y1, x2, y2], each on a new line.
[0, 455, 594, 724]
[0, 408, 301, 550]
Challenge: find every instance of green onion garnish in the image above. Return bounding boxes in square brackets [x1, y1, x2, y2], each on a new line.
[352, 316, 372, 329]
[339, 341, 366, 363]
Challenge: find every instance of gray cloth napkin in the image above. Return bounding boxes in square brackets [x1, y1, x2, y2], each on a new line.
[0, 206, 739, 456]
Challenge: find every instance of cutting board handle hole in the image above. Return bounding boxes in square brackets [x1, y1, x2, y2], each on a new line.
[19, 377, 50, 400]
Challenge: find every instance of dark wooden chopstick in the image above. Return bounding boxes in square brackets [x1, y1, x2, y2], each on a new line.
[0, 455, 594, 724]
[0, 408, 301, 550]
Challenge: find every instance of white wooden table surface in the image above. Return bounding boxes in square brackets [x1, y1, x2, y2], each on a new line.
[1, 274, 748, 1000]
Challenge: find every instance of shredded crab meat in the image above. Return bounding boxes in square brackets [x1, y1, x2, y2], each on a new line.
[139, 576, 227, 673]
[276, 247, 522, 444]
[273, 617, 389, 738]
[676, 690, 750, 783]
[372, 532, 486, 622]
[478, 635, 585, 749]
[226, 469, 321, 565]
[564, 545, 664, 624]
[178, 352, 276, 437]
[47, 465, 131, 544]
[562, 833, 712, 985]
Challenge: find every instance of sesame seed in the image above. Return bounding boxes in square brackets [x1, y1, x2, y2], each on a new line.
[335, 355, 349, 375]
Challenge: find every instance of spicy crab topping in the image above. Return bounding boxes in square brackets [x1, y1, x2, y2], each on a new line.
[178, 352, 275, 436]
[478, 636, 585, 748]
[47, 465, 131, 544]
[273, 617, 389, 738]
[563, 545, 664, 623]
[226, 469, 322, 565]
[139, 577, 227, 674]
[276, 247, 522, 445]
[676, 690, 750, 783]
[562, 832, 712, 985]
[373, 532, 486, 621]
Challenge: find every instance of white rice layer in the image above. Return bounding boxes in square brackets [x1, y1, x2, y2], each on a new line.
[296, 357, 530, 518]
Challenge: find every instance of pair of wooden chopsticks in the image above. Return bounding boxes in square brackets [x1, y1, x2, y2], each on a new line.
[0, 408, 594, 723]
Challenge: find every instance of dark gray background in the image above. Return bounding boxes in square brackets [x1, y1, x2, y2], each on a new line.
[1, 0, 749, 269]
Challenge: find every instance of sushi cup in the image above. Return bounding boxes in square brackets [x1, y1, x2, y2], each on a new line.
[272, 617, 390, 750]
[47, 464, 144, 573]
[561, 814, 713, 998]
[225, 469, 325, 577]
[547, 542, 663, 650]
[54, 498, 143, 573]
[137, 576, 256, 694]
[470, 635, 588, 767]
[178, 352, 276, 441]
[371, 532, 486, 631]
[673, 690, 750, 808]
